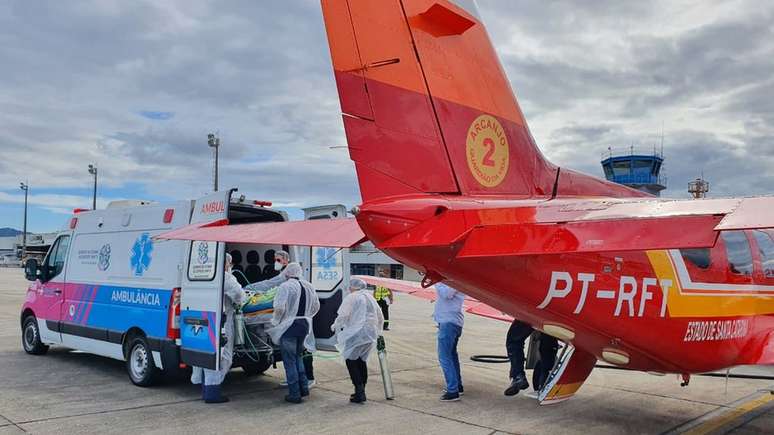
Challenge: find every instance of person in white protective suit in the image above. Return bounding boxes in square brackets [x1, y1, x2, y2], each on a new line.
[244, 250, 317, 388]
[262, 262, 320, 403]
[191, 253, 246, 403]
[331, 277, 384, 404]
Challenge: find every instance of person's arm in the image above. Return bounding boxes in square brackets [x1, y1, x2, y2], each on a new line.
[271, 285, 288, 324]
[388, 287, 394, 304]
[245, 271, 286, 292]
[436, 283, 457, 300]
[224, 274, 246, 306]
[306, 284, 321, 317]
[332, 294, 353, 331]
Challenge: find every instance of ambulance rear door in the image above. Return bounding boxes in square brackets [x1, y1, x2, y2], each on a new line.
[179, 190, 232, 370]
[303, 204, 349, 351]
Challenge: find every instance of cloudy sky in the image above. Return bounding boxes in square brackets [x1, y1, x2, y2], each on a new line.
[1, 0, 772, 233]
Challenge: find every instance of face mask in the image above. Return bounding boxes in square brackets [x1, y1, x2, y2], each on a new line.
[274, 261, 283, 271]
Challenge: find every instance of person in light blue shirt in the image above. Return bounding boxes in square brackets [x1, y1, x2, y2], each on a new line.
[433, 282, 465, 402]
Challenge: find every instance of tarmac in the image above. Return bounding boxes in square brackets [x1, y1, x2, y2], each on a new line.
[0, 267, 772, 434]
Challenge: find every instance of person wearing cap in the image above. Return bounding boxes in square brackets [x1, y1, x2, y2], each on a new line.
[247, 250, 318, 389]
[331, 277, 383, 404]
[191, 253, 246, 403]
[264, 262, 320, 403]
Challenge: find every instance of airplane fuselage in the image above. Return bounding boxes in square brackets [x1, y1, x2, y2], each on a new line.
[359, 195, 774, 374]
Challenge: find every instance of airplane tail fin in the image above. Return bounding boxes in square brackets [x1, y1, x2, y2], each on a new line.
[321, 0, 562, 203]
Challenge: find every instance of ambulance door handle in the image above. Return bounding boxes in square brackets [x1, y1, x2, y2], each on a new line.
[53, 289, 62, 295]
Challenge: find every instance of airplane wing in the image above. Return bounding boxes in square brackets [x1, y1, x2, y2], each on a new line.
[353, 275, 513, 322]
[379, 196, 774, 256]
[156, 217, 367, 248]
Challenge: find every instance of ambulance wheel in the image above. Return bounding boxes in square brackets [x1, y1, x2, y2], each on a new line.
[22, 315, 48, 355]
[242, 354, 272, 376]
[126, 336, 159, 387]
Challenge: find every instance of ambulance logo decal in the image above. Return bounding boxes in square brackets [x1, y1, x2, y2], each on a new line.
[98, 244, 111, 271]
[316, 247, 337, 270]
[197, 242, 209, 265]
[466, 114, 509, 187]
[130, 233, 153, 276]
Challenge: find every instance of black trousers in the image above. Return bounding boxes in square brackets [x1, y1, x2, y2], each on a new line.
[345, 358, 368, 386]
[303, 351, 314, 381]
[377, 299, 390, 329]
[532, 334, 559, 391]
[506, 320, 534, 379]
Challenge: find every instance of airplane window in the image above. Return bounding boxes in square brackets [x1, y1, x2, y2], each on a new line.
[752, 230, 774, 278]
[721, 231, 753, 276]
[681, 248, 711, 269]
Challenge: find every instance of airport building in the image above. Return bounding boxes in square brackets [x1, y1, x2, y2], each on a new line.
[601, 147, 667, 196]
[0, 233, 57, 265]
[349, 241, 422, 281]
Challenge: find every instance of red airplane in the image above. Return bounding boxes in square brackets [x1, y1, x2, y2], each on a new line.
[161, 0, 774, 404]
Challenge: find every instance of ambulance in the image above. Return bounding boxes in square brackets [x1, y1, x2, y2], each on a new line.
[20, 190, 349, 386]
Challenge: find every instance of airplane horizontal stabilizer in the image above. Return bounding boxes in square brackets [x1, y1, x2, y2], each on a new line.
[715, 196, 774, 230]
[538, 345, 597, 405]
[379, 196, 774, 256]
[156, 218, 367, 248]
[353, 275, 513, 322]
[457, 215, 722, 257]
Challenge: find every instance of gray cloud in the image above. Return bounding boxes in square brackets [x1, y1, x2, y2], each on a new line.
[0, 0, 771, 215]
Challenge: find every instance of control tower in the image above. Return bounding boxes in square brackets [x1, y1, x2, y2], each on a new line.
[601, 147, 666, 196]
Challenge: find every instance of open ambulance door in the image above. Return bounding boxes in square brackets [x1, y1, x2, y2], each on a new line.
[303, 204, 349, 351]
[179, 190, 233, 370]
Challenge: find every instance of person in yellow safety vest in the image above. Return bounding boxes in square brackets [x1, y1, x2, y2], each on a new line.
[373, 270, 393, 330]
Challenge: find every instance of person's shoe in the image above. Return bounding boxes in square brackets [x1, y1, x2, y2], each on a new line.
[285, 395, 303, 404]
[350, 384, 367, 404]
[300, 388, 309, 397]
[279, 380, 288, 387]
[203, 385, 230, 404]
[443, 385, 464, 396]
[504, 375, 529, 396]
[440, 391, 460, 402]
[524, 390, 540, 399]
[308, 379, 316, 388]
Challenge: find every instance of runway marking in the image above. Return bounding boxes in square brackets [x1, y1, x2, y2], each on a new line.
[662, 387, 774, 435]
[0, 412, 26, 433]
[683, 393, 773, 435]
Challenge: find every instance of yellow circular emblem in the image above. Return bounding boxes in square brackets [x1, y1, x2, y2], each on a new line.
[466, 114, 509, 187]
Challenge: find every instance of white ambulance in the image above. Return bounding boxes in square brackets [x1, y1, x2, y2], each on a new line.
[20, 190, 349, 386]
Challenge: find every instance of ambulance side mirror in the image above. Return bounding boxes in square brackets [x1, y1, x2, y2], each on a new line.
[24, 259, 39, 281]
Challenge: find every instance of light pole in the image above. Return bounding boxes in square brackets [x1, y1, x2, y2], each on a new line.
[88, 164, 98, 209]
[208, 133, 220, 192]
[19, 182, 28, 260]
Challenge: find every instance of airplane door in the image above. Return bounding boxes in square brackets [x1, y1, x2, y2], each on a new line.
[303, 204, 349, 351]
[179, 191, 232, 370]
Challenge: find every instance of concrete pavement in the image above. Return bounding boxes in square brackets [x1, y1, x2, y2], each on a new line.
[1, 268, 771, 434]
